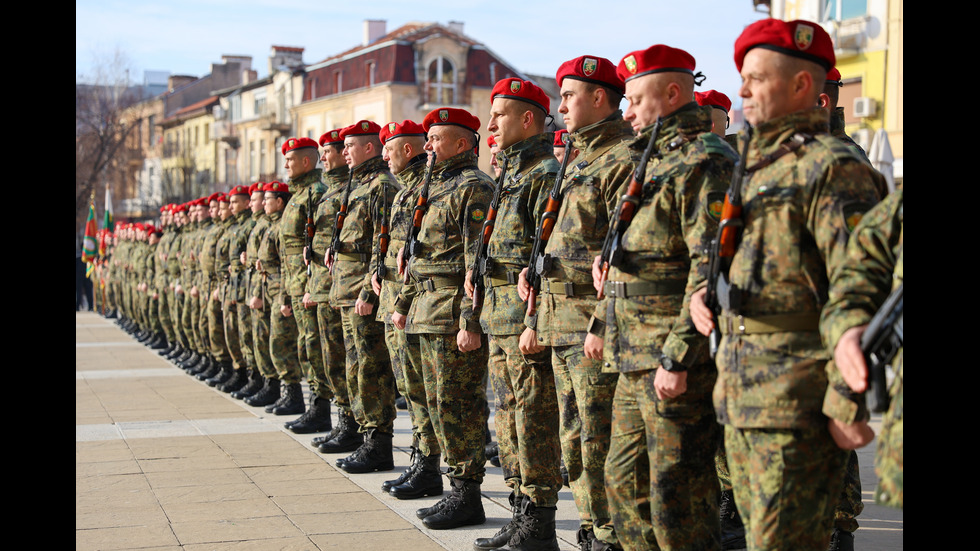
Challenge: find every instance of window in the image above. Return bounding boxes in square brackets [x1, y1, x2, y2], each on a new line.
[822, 0, 867, 21]
[334, 71, 343, 94]
[428, 57, 456, 105]
[366, 61, 376, 87]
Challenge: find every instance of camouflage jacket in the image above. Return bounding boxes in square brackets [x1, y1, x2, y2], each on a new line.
[229, 210, 255, 301]
[820, 189, 903, 424]
[530, 111, 635, 346]
[713, 107, 883, 429]
[480, 132, 557, 336]
[160, 229, 180, 286]
[199, 217, 225, 282]
[280, 168, 326, 301]
[308, 164, 351, 302]
[393, 150, 494, 334]
[215, 215, 238, 286]
[245, 213, 270, 301]
[597, 104, 737, 373]
[830, 107, 870, 164]
[328, 156, 400, 308]
[257, 211, 284, 306]
[377, 154, 428, 323]
[188, 219, 212, 289]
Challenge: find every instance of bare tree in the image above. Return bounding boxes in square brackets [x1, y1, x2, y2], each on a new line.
[75, 49, 147, 227]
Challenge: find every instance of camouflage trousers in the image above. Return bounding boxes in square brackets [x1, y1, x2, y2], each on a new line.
[293, 297, 329, 399]
[405, 332, 441, 457]
[875, 360, 902, 509]
[270, 305, 302, 383]
[223, 294, 245, 370]
[340, 306, 395, 434]
[553, 344, 618, 545]
[725, 424, 847, 551]
[387, 323, 411, 410]
[158, 289, 174, 342]
[251, 301, 275, 378]
[317, 302, 348, 412]
[207, 289, 230, 363]
[237, 301, 255, 370]
[418, 332, 489, 482]
[488, 334, 561, 507]
[605, 369, 721, 551]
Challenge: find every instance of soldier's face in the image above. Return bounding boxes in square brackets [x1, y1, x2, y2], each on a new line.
[284, 150, 309, 179]
[219, 202, 231, 220]
[249, 192, 263, 213]
[209, 201, 219, 219]
[264, 193, 283, 215]
[321, 145, 345, 171]
[739, 48, 795, 126]
[229, 194, 248, 215]
[425, 125, 463, 161]
[487, 98, 522, 150]
[558, 79, 598, 133]
[383, 138, 410, 175]
[623, 74, 669, 133]
[344, 137, 371, 168]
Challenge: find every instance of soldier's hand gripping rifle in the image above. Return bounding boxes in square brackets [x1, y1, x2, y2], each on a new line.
[328, 170, 355, 266]
[705, 126, 752, 358]
[470, 155, 509, 309]
[305, 186, 315, 277]
[525, 134, 574, 319]
[402, 153, 436, 284]
[860, 283, 903, 413]
[595, 117, 662, 300]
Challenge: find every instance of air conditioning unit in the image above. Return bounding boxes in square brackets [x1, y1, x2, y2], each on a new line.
[853, 97, 876, 118]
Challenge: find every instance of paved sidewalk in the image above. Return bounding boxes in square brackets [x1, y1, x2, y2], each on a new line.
[76, 311, 902, 550]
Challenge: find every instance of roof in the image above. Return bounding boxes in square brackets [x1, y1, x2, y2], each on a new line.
[307, 22, 478, 70]
[162, 95, 219, 123]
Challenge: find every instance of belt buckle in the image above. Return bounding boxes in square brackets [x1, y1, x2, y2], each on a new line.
[607, 281, 625, 297]
[736, 315, 746, 334]
[506, 271, 518, 285]
[424, 279, 436, 292]
[563, 282, 575, 296]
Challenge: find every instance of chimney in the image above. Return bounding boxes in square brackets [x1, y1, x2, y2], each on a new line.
[447, 20, 464, 35]
[363, 19, 387, 46]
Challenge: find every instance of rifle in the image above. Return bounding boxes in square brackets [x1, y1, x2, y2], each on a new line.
[377, 176, 391, 280]
[304, 185, 315, 276]
[470, 155, 510, 309]
[860, 283, 903, 413]
[706, 126, 752, 358]
[328, 170, 355, 265]
[525, 134, 574, 319]
[595, 117, 662, 300]
[402, 153, 436, 283]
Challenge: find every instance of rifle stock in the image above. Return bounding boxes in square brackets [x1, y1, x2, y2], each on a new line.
[470, 156, 509, 309]
[403, 153, 436, 284]
[526, 134, 574, 318]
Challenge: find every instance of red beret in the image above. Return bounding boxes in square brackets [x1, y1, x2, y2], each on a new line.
[617, 45, 697, 83]
[734, 18, 835, 72]
[207, 192, 222, 203]
[339, 120, 381, 139]
[422, 107, 481, 133]
[265, 181, 290, 194]
[826, 67, 843, 87]
[556, 55, 624, 95]
[695, 90, 732, 113]
[491, 78, 550, 114]
[319, 129, 344, 147]
[134, 223, 145, 232]
[553, 129, 569, 147]
[281, 137, 318, 156]
[147, 224, 161, 236]
[217, 193, 229, 203]
[248, 182, 263, 195]
[379, 120, 426, 144]
[487, 135, 496, 148]
[229, 185, 250, 197]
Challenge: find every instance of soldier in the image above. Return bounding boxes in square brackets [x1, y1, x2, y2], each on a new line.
[232, 183, 272, 400]
[216, 185, 253, 392]
[588, 45, 736, 551]
[374, 120, 445, 499]
[694, 90, 732, 139]
[689, 19, 884, 550]
[821, 189, 902, 510]
[551, 129, 579, 166]
[306, 129, 355, 449]
[469, 78, 562, 551]
[197, 193, 235, 384]
[517, 55, 632, 551]
[324, 121, 400, 473]
[391, 107, 494, 530]
[275, 137, 326, 420]
[821, 68, 870, 164]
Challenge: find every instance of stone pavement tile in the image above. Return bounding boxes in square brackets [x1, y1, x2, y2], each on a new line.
[153, 482, 271, 505]
[76, 524, 179, 551]
[76, 440, 135, 463]
[310, 527, 444, 550]
[76, 458, 142, 477]
[171, 515, 305, 545]
[242, 464, 345, 485]
[251, 475, 360, 497]
[137, 453, 241, 473]
[272, 492, 388, 515]
[145, 468, 255, 489]
[76, 501, 170, 530]
[127, 435, 230, 460]
[291, 508, 416, 536]
[76, 475, 157, 508]
[162, 496, 288, 523]
[183, 537, 316, 551]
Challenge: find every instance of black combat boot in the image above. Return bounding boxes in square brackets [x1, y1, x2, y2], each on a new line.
[244, 378, 280, 407]
[188, 355, 212, 376]
[719, 489, 746, 550]
[486, 441, 500, 468]
[165, 344, 185, 360]
[575, 528, 596, 551]
[827, 528, 854, 551]
[205, 361, 234, 387]
[340, 429, 395, 474]
[231, 369, 264, 400]
[383, 446, 419, 493]
[217, 368, 248, 393]
[150, 334, 168, 350]
[335, 433, 368, 468]
[195, 358, 222, 381]
[390, 453, 443, 500]
[269, 383, 305, 415]
[504, 499, 559, 551]
[421, 477, 485, 530]
[318, 414, 363, 454]
[283, 393, 314, 429]
[158, 341, 177, 356]
[289, 396, 332, 434]
[473, 491, 524, 550]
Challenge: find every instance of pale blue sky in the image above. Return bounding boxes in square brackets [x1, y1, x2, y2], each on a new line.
[76, 0, 770, 108]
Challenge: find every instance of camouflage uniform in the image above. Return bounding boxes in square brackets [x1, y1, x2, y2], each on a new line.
[231, 209, 258, 370]
[220, 210, 249, 370]
[329, 156, 400, 434]
[309, 164, 352, 413]
[202, 217, 232, 363]
[598, 105, 735, 551]
[821, 189, 903, 510]
[713, 108, 882, 551]
[244, 211, 271, 375]
[259, 210, 301, 383]
[188, 218, 213, 356]
[379, 154, 436, 453]
[281, 169, 328, 398]
[528, 111, 633, 546]
[481, 132, 561, 506]
[393, 150, 493, 481]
